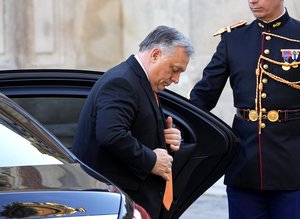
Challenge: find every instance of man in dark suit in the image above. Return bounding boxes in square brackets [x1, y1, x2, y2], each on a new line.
[190, 0, 300, 218]
[72, 25, 194, 219]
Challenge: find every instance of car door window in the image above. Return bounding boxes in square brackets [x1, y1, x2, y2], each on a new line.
[0, 98, 75, 167]
[0, 112, 64, 167]
[12, 97, 86, 149]
[0, 123, 63, 167]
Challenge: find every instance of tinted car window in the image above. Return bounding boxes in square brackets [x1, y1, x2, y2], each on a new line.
[12, 97, 85, 149]
[0, 121, 63, 167]
[0, 98, 75, 167]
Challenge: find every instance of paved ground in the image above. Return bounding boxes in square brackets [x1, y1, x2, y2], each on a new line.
[180, 193, 228, 219]
[180, 179, 228, 219]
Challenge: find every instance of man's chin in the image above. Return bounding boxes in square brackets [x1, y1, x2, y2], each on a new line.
[158, 87, 166, 91]
[252, 11, 266, 20]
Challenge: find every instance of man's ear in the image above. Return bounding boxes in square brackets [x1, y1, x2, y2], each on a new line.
[151, 48, 161, 62]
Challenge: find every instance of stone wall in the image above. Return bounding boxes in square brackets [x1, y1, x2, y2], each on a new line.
[0, 0, 299, 124]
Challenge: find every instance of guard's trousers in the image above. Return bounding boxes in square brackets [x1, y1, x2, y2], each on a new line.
[227, 186, 300, 219]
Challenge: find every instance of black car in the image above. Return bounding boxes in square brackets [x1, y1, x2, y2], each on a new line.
[0, 93, 150, 219]
[0, 69, 239, 219]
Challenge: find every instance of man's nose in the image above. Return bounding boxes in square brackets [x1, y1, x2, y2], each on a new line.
[171, 73, 180, 84]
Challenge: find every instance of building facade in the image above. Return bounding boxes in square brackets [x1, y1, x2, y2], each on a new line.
[0, 0, 299, 123]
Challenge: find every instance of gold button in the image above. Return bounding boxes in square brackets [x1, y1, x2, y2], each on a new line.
[262, 78, 268, 83]
[261, 108, 266, 112]
[249, 110, 258, 121]
[261, 123, 266, 128]
[261, 93, 267, 98]
[264, 49, 270, 55]
[267, 110, 279, 122]
[263, 64, 269, 69]
[266, 36, 271, 40]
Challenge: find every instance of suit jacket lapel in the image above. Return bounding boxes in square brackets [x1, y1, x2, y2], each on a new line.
[126, 55, 166, 149]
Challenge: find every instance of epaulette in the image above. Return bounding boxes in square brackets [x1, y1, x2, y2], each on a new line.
[213, 20, 247, 37]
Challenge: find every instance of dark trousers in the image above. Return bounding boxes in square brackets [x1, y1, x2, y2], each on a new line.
[226, 187, 300, 219]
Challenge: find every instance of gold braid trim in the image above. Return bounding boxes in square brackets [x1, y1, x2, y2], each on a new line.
[253, 33, 300, 133]
[263, 32, 300, 43]
[255, 58, 261, 133]
[261, 66, 300, 90]
[259, 55, 300, 89]
[260, 55, 300, 67]
[255, 53, 300, 134]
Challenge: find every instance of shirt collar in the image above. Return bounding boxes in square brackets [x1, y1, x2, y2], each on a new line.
[134, 54, 149, 80]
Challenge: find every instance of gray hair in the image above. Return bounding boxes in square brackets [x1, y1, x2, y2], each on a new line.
[139, 25, 194, 57]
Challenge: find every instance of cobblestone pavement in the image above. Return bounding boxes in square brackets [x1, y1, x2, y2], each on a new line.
[180, 193, 228, 219]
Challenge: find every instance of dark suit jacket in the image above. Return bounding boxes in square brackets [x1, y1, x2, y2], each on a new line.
[190, 10, 300, 190]
[72, 55, 167, 218]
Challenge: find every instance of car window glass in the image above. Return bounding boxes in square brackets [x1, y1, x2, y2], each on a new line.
[0, 122, 63, 167]
[0, 99, 75, 167]
[12, 97, 85, 149]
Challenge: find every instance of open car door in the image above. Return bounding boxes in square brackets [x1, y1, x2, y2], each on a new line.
[0, 69, 239, 219]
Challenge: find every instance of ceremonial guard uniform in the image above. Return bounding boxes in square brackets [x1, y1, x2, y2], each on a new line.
[190, 10, 300, 191]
